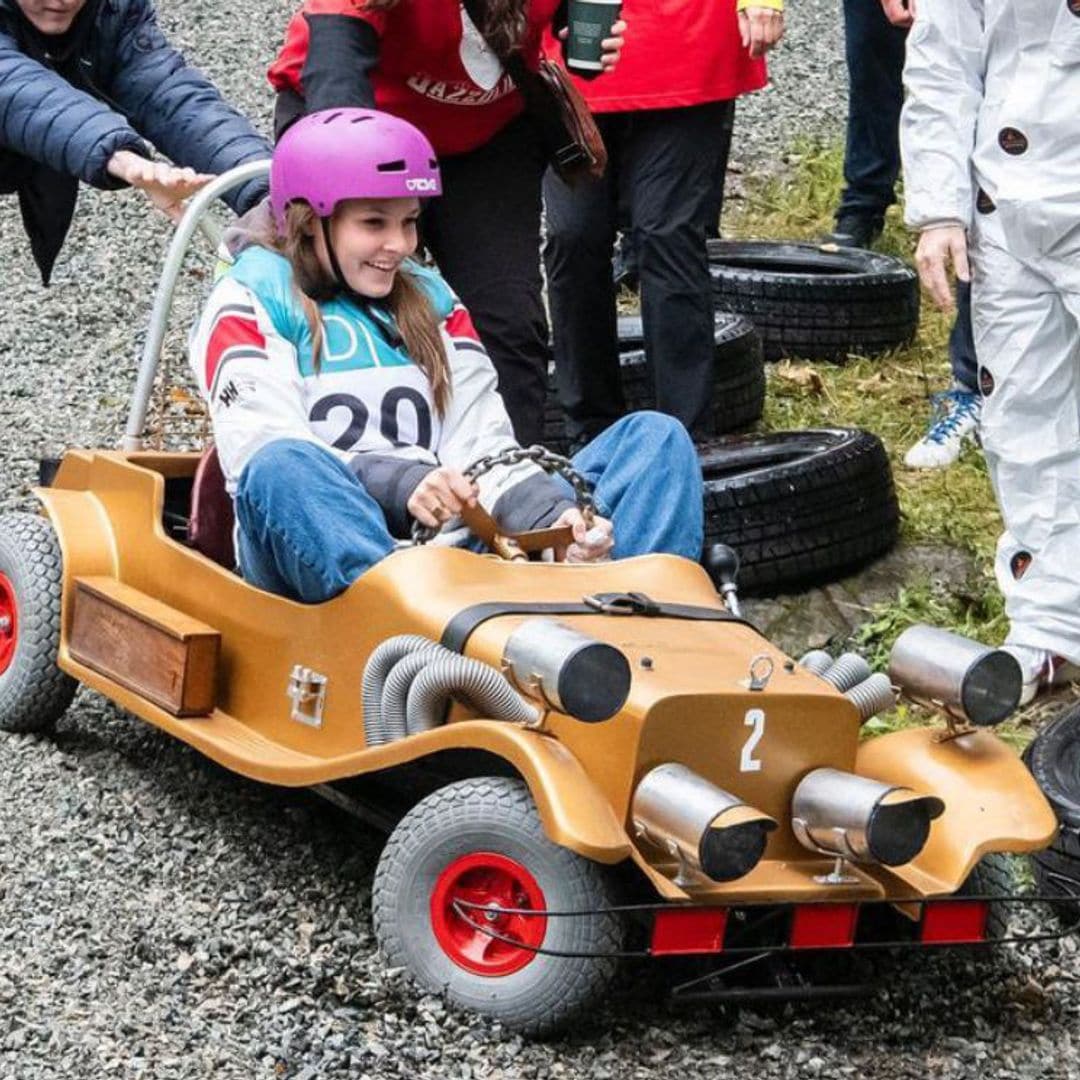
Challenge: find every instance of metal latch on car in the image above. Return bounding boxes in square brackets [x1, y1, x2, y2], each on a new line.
[584, 591, 662, 616]
[287, 665, 327, 728]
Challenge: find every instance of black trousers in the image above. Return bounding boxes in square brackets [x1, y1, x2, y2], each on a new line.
[421, 116, 551, 447]
[276, 97, 551, 446]
[543, 101, 731, 444]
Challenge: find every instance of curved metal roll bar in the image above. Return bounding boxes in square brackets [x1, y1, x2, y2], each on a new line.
[122, 160, 271, 452]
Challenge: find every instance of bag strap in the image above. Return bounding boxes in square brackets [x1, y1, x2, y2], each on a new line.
[440, 592, 754, 653]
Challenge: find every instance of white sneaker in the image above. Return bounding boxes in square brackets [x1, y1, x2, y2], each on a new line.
[1003, 645, 1080, 706]
[903, 390, 982, 469]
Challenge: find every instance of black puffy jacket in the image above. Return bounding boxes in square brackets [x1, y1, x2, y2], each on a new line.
[0, 0, 270, 281]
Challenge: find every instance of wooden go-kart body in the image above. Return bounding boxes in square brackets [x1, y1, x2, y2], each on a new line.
[6, 164, 1063, 1035]
[40, 448, 1055, 906]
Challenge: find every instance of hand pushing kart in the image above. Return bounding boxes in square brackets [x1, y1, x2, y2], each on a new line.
[0, 166, 1070, 1036]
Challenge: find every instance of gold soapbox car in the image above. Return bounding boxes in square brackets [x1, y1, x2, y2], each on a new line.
[0, 166, 1064, 1035]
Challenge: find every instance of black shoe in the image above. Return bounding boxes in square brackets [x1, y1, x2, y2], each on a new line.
[821, 214, 884, 250]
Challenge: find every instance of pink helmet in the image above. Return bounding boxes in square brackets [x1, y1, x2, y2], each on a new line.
[270, 108, 442, 230]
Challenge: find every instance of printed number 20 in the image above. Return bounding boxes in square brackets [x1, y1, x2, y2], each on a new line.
[740, 708, 765, 772]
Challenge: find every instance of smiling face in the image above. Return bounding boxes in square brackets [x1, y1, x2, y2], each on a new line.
[15, 0, 87, 34]
[312, 197, 422, 299]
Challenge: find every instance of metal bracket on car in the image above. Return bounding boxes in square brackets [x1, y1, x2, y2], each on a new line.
[287, 665, 328, 728]
[748, 654, 775, 692]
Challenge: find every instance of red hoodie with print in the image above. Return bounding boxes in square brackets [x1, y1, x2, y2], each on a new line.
[543, 0, 766, 113]
[269, 0, 563, 156]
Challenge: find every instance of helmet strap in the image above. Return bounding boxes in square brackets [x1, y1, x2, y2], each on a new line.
[319, 216, 350, 292]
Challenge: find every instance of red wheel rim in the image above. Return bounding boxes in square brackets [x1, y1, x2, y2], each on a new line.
[430, 851, 548, 976]
[0, 573, 16, 676]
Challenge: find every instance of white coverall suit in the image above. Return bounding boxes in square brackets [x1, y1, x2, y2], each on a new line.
[901, 0, 1080, 662]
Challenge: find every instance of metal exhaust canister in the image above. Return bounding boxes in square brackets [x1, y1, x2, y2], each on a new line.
[632, 763, 777, 883]
[791, 767, 944, 866]
[888, 624, 1022, 726]
[502, 619, 632, 722]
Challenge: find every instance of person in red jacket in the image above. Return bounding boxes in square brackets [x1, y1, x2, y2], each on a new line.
[543, 0, 782, 446]
[267, 0, 624, 447]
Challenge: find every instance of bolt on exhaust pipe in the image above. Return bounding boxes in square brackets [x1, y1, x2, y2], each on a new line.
[503, 619, 631, 722]
[632, 763, 777, 884]
[888, 624, 1022, 727]
[791, 767, 944, 866]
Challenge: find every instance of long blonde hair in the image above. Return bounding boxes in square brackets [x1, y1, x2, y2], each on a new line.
[257, 201, 451, 416]
[364, 0, 529, 58]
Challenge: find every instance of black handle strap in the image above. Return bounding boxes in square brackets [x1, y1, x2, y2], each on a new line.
[440, 592, 754, 653]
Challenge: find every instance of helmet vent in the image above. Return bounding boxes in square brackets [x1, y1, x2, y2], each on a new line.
[322, 111, 343, 124]
[349, 115, 374, 124]
[376, 159, 408, 173]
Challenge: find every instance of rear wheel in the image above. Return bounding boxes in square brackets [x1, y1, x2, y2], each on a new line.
[0, 513, 77, 733]
[372, 776, 623, 1036]
[958, 852, 1013, 941]
[1024, 708, 1080, 924]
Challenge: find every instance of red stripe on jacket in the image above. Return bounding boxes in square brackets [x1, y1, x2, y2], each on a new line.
[206, 315, 266, 388]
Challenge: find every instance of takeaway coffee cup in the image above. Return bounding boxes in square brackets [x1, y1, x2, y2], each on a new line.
[566, 0, 622, 76]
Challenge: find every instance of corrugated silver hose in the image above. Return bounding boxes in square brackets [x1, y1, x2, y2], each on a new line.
[843, 673, 897, 721]
[820, 652, 873, 691]
[362, 635, 441, 746]
[406, 652, 540, 735]
[381, 648, 457, 744]
[798, 649, 834, 675]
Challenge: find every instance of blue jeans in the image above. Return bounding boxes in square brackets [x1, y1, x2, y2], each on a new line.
[235, 412, 704, 604]
[838, 0, 977, 393]
[838, 0, 907, 222]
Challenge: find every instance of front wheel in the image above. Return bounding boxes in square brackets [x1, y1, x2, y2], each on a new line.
[372, 776, 623, 1036]
[0, 513, 77, 733]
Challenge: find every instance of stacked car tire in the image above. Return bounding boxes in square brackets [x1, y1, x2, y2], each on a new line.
[543, 245, 909, 595]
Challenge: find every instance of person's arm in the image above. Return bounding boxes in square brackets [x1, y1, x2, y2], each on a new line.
[298, 0, 382, 112]
[190, 276, 337, 489]
[0, 30, 147, 187]
[435, 306, 576, 533]
[900, 0, 985, 308]
[105, 0, 271, 214]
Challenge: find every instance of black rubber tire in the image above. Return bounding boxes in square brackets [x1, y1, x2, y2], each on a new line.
[1023, 707, 1080, 923]
[698, 428, 900, 596]
[958, 852, 1013, 941]
[707, 239, 920, 362]
[542, 312, 765, 454]
[0, 513, 77, 733]
[372, 776, 623, 1037]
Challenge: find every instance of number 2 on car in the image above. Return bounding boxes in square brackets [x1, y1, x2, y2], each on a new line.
[741, 708, 765, 772]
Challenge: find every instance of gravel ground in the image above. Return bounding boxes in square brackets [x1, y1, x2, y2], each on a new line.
[4, 4, 1080, 1079]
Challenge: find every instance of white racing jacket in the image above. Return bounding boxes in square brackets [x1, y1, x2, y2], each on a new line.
[901, 0, 1080, 267]
[188, 242, 573, 538]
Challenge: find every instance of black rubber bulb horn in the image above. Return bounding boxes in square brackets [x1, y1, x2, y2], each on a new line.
[705, 543, 741, 617]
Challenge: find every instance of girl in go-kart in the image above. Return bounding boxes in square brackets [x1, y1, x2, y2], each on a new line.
[188, 109, 703, 604]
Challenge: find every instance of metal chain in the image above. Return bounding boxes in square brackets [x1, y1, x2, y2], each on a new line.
[412, 444, 595, 545]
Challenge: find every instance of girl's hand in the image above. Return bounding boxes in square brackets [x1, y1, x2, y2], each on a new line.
[551, 508, 614, 563]
[915, 224, 970, 311]
[558, 18, 626, 72]
[107, 151, 214, 222]
[407, 467, 479, 528]
[737, 8, 785, 57]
